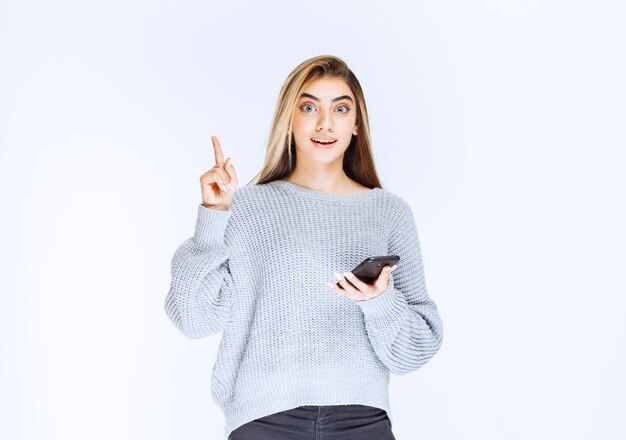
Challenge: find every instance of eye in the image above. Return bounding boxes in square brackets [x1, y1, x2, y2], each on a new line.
[336, 105, 350, 114]
[299, 103, 316, 112]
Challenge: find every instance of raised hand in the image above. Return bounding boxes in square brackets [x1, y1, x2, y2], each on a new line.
[199, 136, 238, 211]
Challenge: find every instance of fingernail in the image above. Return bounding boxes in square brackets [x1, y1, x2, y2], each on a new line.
[343, 272, 353, 279]
[227, 183, 235, 191]
[391, 265, 397, 271]
[385, 266, 390, 272]
[326, 282, 335, 290]
[334, 272, 343, 281]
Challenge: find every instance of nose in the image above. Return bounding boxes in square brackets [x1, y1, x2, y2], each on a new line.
[316, 108, 334, 132]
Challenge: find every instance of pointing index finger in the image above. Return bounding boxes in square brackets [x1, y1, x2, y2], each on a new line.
[211, 136, 225, 167]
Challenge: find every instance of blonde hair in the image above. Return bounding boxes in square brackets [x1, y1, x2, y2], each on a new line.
[247, 55, 383, 189]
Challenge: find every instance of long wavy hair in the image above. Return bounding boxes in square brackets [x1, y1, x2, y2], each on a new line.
[247, 55, 383, 189]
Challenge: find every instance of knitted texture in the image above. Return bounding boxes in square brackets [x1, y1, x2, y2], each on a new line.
[164, 179, 444, 438]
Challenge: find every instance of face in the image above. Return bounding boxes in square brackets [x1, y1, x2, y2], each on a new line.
[291, 76, 358, 164]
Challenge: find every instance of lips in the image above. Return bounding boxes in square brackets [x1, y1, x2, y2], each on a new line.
[311, 139, 336, 150]
[311, 137, 337, 146]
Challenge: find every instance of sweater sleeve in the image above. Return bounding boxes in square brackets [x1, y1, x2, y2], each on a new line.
[164, 204, 235, 339]
[355, 201, 444, 375]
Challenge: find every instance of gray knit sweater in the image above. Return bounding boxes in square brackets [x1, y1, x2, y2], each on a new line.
[164, 179, 444, 438]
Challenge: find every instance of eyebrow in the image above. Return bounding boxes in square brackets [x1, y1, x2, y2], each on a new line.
[299, 92, 354, 103]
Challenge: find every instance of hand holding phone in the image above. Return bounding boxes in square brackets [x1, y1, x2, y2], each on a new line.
[336, 255, 400, 289]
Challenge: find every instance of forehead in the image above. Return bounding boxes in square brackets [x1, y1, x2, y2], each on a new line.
[299, 77, 354, 100]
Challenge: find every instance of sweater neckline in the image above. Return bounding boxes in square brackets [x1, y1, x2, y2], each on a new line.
[269, 179, 382, 201]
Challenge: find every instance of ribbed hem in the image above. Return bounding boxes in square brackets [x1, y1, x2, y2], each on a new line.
[355, 284, 408, 321]
[193, 204, 232, 247]
[218, 367, 392, 439]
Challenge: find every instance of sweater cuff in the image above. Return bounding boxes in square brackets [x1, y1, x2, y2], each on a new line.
[193, 204, 232, 247]
[355, 284, 408, 321]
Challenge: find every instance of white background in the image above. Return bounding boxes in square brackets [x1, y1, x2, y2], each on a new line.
[1, 1, 624, 439]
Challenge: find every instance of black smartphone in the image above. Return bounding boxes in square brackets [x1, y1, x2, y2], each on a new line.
[336, 255, 400, 289]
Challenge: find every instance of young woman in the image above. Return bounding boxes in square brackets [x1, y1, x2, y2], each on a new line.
[164, 55, 444, 440]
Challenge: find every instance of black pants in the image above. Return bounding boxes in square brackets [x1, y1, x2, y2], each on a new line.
[228, 404, 395, 440]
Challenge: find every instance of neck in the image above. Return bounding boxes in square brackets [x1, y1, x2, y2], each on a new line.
[285, 167, 353, 194]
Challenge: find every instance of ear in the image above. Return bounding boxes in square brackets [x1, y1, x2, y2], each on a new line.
[353, 124, 358, 136]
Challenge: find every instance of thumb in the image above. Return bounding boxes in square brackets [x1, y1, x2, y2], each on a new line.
[375, 265, 394, 289]
[223, 157, 238, 187]
[381, 264, 398, 286]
